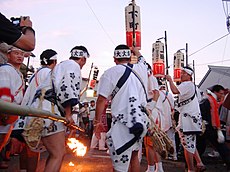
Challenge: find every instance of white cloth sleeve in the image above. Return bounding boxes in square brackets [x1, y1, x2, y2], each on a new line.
[146, 100, 156, 111]
[217, 129, 225, 143]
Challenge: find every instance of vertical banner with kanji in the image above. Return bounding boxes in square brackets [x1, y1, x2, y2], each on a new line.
[173, 51, 185, 82]
[125, 2, 141, 49]
[152, 41, 165, 78]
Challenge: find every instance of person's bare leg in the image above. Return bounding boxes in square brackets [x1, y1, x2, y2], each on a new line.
[184, 149, 195, 171]
[145, 145, 156, 172]
[0, 126, 13, 152]
[42, 131, 66, 172]
[146, 146, 155, 166]
[19, 145, 40, 172]
[129, 151, 140, 172]
[153, 150, 161, 163]
[194, 149, 204, 166]
[153, 151, 164, 172]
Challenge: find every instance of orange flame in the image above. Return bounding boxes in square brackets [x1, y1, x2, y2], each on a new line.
[67, 138, 87, 157]
[68, 161, 75, 166]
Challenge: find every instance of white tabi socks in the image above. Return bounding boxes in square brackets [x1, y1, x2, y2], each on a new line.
[146, 165, 155, 172]
[155, 162, 164, 172]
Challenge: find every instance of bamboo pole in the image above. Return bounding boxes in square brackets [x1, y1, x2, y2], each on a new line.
[0, 100, 84, 132]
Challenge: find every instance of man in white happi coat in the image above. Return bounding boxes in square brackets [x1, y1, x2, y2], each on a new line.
[27, 45, 89, 172]
[95, 45, 150, 172]
[90, 100, 108, 151]
[11, 49, 58, 171]
[88, 100, 96, 138]
[159, 83, 177, 160]
[14, 49, 58, 133]
[145, 72, 164, 172]
[21, 49, 57, 107]
[166, 66, 204, 172]
[0, 45, 29, 168]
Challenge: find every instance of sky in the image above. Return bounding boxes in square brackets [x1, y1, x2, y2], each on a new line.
[1, 0, 230, 85]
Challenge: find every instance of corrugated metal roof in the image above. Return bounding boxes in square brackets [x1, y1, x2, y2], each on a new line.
[198, 65, 230, 92]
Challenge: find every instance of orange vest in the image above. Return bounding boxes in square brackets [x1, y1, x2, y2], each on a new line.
[207, 94, 221, 129]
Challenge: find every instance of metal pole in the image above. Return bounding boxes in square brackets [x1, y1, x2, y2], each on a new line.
[164, 31, 170, 92]
[80, 62, 93, 97]
[164, 31, 169, 75]
[186, 43, 188, 66]
[132, 0, 136, 47]
[193, 60, 195, 84]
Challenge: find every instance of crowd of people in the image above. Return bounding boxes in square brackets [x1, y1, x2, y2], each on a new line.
[0, 12, 230, 172]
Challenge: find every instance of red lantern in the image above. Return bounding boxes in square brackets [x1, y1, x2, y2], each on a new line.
[89, 80, 96, 89]
[152, 41, 165, 78]
[153, 63, 165, 77]
[125, 2, 141, 49]
[173, 50, 185, 82]
[173, 68, 181, 81]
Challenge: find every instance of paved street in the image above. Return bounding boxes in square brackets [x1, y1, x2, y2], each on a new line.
[1, 135, 229, 172]
[2, 147, 229, 172]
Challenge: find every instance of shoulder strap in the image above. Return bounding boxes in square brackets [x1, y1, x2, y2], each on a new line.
[0, 63, 10, 67]
[29, 67, 47, 85]
[111, 63, 133, 99]
[121, 64, 149, 102]
[162, 91, 168, 103]
[161, 90, 174, 112]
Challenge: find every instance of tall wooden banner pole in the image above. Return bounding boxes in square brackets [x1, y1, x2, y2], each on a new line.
[186, 43, 188, 66]
[164, 31, 170, 91]
[164, 31, 169, 75]
[193, 60, 196, 84]
[132, 0, 136, 47]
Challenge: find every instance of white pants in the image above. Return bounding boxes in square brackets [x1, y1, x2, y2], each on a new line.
[90, 132, 106, 150]
[166, 128, 177, 158]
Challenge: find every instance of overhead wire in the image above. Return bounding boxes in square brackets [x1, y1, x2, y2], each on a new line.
[222, 1, 228, 17]
[217, 34, 228, 83]
[83, 1, 229, 74]
[84, 0, 116, 46]
[188, 33, 230, 57]
[221, 34, 228, 64]
[187, 1, 230, 78]
[195, 59, 230, 66]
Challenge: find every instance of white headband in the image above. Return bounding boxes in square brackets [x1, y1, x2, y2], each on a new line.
[49, 54, 57, 60]
[71, 49, 89, 58]
[42, 54, 57, 64]
[114, 49, 131, 58]
[182, 67, 194, 75]
[7, 47, 21, 53]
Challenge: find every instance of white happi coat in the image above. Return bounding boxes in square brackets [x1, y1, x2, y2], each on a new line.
[28, 60, 82, 137]
[177, 81, 202, 134]
[160, 90, 174, 132]
[22, 67, 51, 106]
[146, 75, 164, 129]
[14, 67, 51, 130]
[0, 64, 24, 133]
[97, 56, 150, 171]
